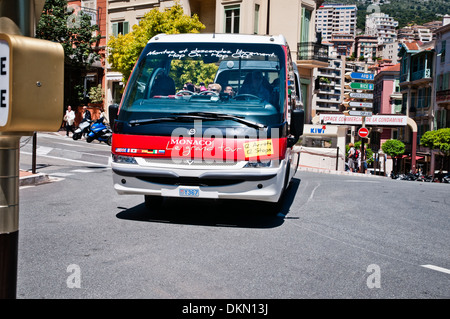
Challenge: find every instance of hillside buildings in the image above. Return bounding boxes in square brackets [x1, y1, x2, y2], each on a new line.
[365, 12, 398, 44]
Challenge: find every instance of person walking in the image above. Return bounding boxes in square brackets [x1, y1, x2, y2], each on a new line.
[347, 143, 356, 172]
[63, 105, 75, 137]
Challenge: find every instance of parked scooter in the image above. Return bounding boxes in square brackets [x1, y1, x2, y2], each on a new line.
[86, 117, 112, 145]
[72, 119, 92, 140]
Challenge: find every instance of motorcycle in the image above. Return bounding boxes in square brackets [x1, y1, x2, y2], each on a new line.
[86, 117, 112, 145]
[72, 120, 92, 140]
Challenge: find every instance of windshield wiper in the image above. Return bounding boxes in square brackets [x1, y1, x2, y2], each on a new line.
[129, 112, 267, 130]
[129, 115, 207, 127]
[174, 112, 267, 130]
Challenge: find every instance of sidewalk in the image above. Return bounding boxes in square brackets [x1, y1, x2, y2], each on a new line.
[19, 170, 51, 187]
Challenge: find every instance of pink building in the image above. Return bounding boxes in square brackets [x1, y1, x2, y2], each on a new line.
[373, 62, 402, 144]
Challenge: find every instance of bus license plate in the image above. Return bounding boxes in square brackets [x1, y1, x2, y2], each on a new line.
[179, 188, 199, 197]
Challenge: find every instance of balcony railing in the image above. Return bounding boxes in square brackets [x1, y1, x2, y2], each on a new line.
[400, 68, 431, 83]
[297, 42, 329, 63]
[436, 89, 450, 103]
[411, 68, 431, 81]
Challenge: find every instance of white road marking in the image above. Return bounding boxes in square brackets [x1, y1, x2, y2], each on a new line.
[421, 265, 450, 275]
[307, 183, 320, 203]
[36, 146, 53, 155]
[71, 169, 97, 173]
[20, 151, 110, 167]
[49, 172, 74, 177]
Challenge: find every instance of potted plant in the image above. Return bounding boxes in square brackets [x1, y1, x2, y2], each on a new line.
[88, 84, 103, 107]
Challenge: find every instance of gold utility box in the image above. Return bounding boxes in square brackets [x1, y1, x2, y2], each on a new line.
[0, 33, 64, 134]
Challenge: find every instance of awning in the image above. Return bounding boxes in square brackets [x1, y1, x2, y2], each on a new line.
[400, 155, 424, 160]
[107, 73, 123, 81]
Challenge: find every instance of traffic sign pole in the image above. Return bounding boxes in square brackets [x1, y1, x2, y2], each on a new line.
[0, 0, 50, 299]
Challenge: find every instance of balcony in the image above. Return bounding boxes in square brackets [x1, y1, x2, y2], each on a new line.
[297, 42, 329, 69]
[400, 68, 432, 83]
[411, 68, 431, 81]
[436, 89, 450, 104]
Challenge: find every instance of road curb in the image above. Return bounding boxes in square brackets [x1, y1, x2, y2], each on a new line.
[19, 171, 51, 186]
[298, 166, 387, 179]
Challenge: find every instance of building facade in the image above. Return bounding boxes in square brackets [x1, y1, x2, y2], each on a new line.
[434, 19, 450, 129]
[354, 35, 378, 60]
[315, 3, 357, 43]
[365, 12, 398, 44]
[398, 40, 435, 172]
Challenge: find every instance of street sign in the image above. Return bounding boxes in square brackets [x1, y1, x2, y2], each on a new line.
[358, 127, 370, 138]
[345, 72, 374, 81]
[348, 110, 372, 117]
[348, 82, 374, 90]
[349, 101, 373, 108]
[349, 92, 373, 99]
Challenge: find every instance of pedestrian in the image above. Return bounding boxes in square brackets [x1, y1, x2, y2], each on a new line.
[99, 107, 109, 126]
[362, 145, 368, 174]
[81, 106, 92, 138]
[81, 105, 91, 122]
[347, 143, 356, 172]
[63, 105, 75, 137]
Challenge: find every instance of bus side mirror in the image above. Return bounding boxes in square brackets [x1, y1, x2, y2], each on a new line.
[108, 104, 119, 126]
[291, 109, 304, 138]
[288, 109, 304, 147]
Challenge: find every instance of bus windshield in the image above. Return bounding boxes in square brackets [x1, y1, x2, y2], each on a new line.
[120, 42, 287, 128]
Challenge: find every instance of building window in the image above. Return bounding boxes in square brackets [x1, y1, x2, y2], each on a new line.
[224, 5, 240, 33]
[112, 21, 129, 37]
[254, 4, 260, 34]
[440, 40, 446, 63]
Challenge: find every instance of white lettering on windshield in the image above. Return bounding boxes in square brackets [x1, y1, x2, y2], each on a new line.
[146, 48, 276, 60]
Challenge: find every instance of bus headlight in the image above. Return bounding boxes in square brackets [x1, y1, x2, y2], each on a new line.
[112, 154, 138, 164]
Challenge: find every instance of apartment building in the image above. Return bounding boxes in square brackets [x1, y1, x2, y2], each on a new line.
[313, 56, 345, 112]
[398, 40, 435, 172]
[329, 33, 354, 57]
[377, 42, 399, 64]
[315, 4, 357, 43]
[354, 35, 378, 60]
[434, 17, 450, 129]
[365, 12, 398, 44]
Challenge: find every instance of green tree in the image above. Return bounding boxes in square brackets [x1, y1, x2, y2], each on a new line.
[108, 3, 205, 83]
[36, 0, 101, 68]
[36, 0, 101, 107]
[382, 139, 405, 174]
[421, 128, 450, 175]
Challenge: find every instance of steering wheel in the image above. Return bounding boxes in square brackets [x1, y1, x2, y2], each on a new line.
[175, 90, 195, 97]
[233, 94, 261, 101]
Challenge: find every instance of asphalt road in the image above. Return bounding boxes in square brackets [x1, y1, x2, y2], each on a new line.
[15, 132, 450, 301]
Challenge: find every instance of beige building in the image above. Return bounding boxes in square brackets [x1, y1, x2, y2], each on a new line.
[105, 0, 327, 123]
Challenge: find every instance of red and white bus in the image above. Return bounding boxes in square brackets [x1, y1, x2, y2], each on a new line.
[110, 33, 304, 211]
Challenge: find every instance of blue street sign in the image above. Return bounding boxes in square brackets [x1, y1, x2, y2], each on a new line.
[350, 72, 374, 81]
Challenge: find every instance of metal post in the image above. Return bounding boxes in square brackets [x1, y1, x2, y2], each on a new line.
[32, 132, 36, 174]
[0, 135, 20, 299]
[361, 116, 366, 174]
[0, 0, 46, 300]
[336, 146, 339, 171]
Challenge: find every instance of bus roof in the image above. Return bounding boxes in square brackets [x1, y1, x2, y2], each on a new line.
[148, 33, 288, 46]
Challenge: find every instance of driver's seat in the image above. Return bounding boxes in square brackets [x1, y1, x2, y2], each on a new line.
[150, 74, 175, 97]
